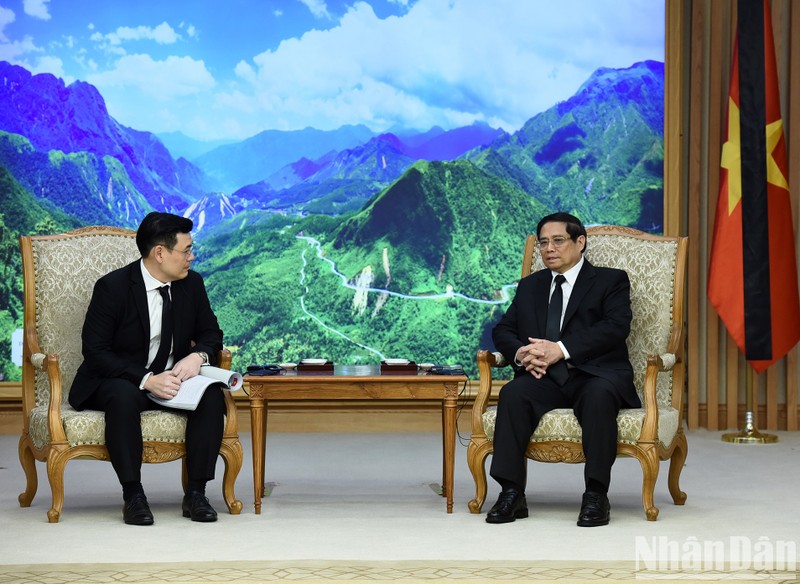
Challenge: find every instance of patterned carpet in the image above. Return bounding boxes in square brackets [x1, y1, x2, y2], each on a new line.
[1, 560, 795, 584]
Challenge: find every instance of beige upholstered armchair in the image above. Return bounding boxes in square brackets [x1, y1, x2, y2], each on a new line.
[18, 226, 243, 522]
[467, 226, 689, 521]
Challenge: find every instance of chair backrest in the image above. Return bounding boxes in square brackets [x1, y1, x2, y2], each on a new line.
[20, 226, 140, 408]
[524, 226, 688, 410]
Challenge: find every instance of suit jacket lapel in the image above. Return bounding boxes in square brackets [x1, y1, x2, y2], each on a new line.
[129, 261, 150, 337]
[533, 270, 552, 337]
[562, 259, 596, 330]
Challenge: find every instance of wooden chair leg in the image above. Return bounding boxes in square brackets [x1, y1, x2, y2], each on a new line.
[220, 438, 243, 515]
[17, 436, 38, 508]
[637, 445, 660, 521]
[668, 431, 688, 505]
[467, 440, 491, 514]
[46, 449, 68, 523]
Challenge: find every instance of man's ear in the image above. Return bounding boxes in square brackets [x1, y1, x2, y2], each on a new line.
[152, 245, 166, 264]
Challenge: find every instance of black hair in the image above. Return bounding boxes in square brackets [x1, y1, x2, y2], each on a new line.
[536, 212, 587, 253]
[135, 212, 194, 257]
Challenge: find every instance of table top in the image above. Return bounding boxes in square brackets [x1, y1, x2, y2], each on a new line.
[243, 365, 468, 401]
[245, 364, 467, 382]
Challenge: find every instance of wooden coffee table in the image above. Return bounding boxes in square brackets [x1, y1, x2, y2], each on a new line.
[246, 364, 467, 514]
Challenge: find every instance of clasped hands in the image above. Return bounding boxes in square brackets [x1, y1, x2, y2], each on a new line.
[144, 353, 205, 399]
[515, 337, 565, 379]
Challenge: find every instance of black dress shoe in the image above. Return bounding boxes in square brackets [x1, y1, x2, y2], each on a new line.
[182, 492, 218, 522]
[486, 489, 528, 524]
[577, 491, 610, 527]
[123, 493, 154, 526]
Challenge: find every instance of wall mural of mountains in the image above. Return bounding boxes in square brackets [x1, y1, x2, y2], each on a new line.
[0, 59, 664, 380]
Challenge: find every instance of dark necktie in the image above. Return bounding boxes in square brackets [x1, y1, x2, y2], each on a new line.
[545, 274, 568, 385]
[150, 285, 173, 374]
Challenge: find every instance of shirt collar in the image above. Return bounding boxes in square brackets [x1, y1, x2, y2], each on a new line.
[551, 256, 585, 287]
[140, 260, 169, 292]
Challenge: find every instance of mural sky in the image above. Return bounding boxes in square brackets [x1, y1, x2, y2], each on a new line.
[0, 0, 664, 141]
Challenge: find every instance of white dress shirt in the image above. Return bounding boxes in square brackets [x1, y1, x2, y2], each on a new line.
[139, 261, 173, 388]
[549, 257, 585, 361]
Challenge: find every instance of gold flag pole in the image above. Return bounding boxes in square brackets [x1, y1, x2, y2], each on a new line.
[722, 366, 778, 443]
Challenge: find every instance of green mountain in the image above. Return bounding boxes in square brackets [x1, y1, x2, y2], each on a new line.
[332, 159, 550, 298]
[0, 130, 153, 228]
[0, 60, 666, 380]
[470, 61, 664, 229]
[0, 62, 207, 209]
[0, 130, 152, 382]
[199, 159, 551, 375]
[0, 164, 80, 381]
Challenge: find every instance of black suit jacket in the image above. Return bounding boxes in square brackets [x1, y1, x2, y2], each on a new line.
[69, 260, 223, 410]
[493, 258, 641, 408]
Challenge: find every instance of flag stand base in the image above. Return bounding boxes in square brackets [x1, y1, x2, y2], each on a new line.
[722, 411, 778, 444]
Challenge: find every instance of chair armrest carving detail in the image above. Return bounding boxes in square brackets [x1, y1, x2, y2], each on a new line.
[658, 353, 676, 371]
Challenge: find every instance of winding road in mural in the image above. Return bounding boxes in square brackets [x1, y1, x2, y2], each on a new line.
[295, 235, 517, 357]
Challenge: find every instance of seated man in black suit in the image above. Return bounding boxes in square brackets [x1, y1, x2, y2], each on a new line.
[70, 212, 226, 525]
[487, 212, 640, 527]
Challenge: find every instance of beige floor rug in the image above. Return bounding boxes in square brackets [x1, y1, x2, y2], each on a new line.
[1, 559, 794, 584]
[1, 431, 798, 584]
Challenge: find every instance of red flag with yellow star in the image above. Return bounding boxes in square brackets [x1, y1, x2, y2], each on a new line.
[708, 0, 800, 373]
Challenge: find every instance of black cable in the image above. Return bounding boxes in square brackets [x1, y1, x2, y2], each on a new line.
[456, 375, 472, 447]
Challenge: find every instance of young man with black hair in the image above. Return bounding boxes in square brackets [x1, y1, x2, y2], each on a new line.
[70, 212, 225, 525]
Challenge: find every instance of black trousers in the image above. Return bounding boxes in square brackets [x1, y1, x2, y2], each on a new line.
[489, 368, 622, 492]
[84, 379, 226, 486]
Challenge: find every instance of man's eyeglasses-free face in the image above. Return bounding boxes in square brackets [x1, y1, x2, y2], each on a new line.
[537, 236, 572, 250]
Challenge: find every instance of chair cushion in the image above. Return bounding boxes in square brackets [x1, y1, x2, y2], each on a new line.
[29, 405, 188, 450]
[482, 406, 680, 449]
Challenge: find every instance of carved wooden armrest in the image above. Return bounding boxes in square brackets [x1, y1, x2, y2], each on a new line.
[639, 352, 681, 443]
[652, 352, 677, 371]
[40, 353, 69, 443]
[216, 349, 238, 435]
[472, 350, 509, 434]
[217, 348, 232, 370]
[30, 352, 47, 369]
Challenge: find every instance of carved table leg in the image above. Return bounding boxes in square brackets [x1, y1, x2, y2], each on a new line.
[249, 385, 266, 515]
[443, 382, 458, 513]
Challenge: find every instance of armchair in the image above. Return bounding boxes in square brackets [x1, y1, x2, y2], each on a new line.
[18, 225, 243, 522]
[467, 226, 688, 520]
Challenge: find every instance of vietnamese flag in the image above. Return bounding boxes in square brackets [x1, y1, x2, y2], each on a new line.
[707, 0, 800, 373]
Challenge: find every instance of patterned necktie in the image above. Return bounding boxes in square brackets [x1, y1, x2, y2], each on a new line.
[545, 275, 568, 385]
[150, 285, 172, 374]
